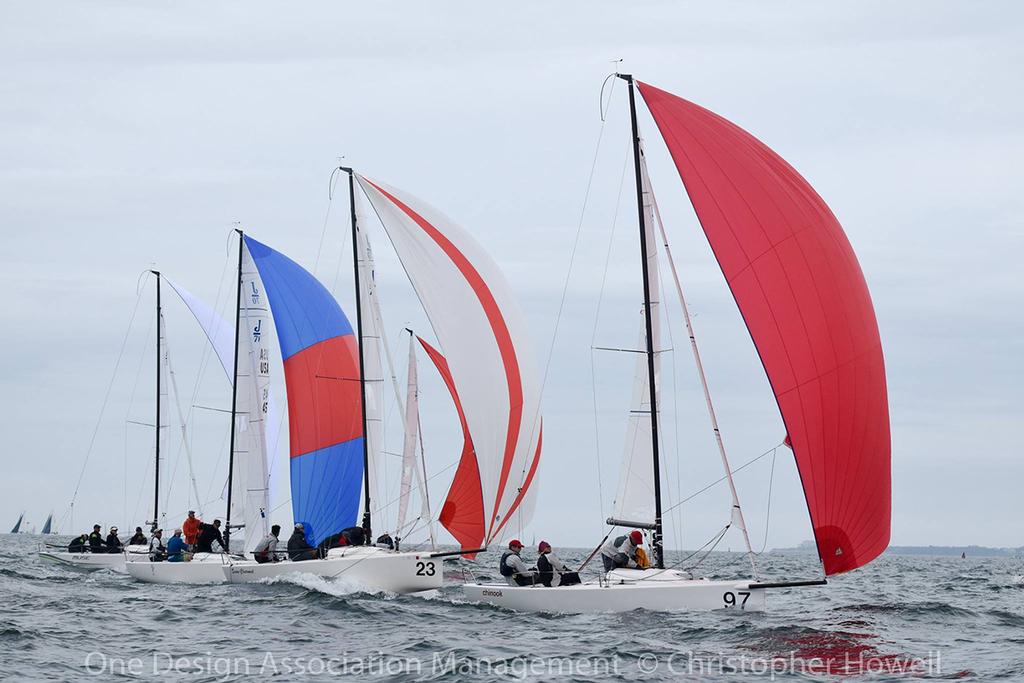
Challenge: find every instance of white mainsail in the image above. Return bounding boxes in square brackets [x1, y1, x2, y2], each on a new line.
[163, 272, 276, 548]
[232, 245, 272, 551]
[160, 318, 205, 518]
[354, 210, 386, 535]
[157, 310, 171, 528]
[611, 142, 662, 527]
[357, 174, 542, 547]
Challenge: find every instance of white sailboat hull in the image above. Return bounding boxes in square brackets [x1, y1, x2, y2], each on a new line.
[124, 553, 228, 584]
[38, 551, 128, 572]
[462, 568, 767, 613]
[222, 546, 443, 594]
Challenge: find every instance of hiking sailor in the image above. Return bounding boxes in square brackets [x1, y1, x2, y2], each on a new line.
[537, 541, 581, 587]
[499, 539, 537, 586]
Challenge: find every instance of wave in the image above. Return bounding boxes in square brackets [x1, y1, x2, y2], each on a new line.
[261, 571, 397, 599]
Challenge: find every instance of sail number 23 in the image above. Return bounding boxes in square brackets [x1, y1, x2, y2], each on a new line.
[415, 561, 436, 577]
[723, 591, 751, 609]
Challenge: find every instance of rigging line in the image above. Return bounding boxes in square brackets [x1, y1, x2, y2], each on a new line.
[682, 524, 731, 573]
[590, 138, 634, 524]
[657, 260, 685, 552]
[314, 166, 342, 277]
[661, 442, 784, 516]
[64, 279, 147, 527]
[756, 448, 778, 554]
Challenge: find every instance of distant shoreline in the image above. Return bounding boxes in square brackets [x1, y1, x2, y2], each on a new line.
[772, 542, 1023, 558]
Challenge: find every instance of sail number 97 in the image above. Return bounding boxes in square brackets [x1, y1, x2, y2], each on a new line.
[723, 591, 751, 608]
[415, 561, 436, 577]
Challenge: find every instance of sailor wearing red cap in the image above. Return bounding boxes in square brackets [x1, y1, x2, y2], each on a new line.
[600, 530, 645, 572]
[499, 539, 537, 586]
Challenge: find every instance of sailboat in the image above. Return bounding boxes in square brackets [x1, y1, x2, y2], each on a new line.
[222, 168, 544, 592]
[40, 271, 174, 572]
[40, 513, 54, 535]
[9, 512, 24, 534]
[463, 75, 891, 613]
[128, 235, 274, 584]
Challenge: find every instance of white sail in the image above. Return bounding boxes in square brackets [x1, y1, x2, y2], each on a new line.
[161, 320, 205, 518]
[157, 310, 171, 528]
[233, 244, 272, 552]
[395, 334, 421, 536]
[357, 174, 542, 547]
[611, 142, 662, 527]
[164, 277, 282, 526]
[354, 210, 386, 535]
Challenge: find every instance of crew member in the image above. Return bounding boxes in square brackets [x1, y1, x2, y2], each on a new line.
[127, 527, 147, 545]
[182, 510, 201, 549]
[105, 526, 122, 553]
[88, 524, 106, 553]
[149, 528, 166, 561]
[499, 539, 536, 586]
[600, 530, 644, 572]
[254, 525, 281, 563]
[195, 519, 226, 554]
[68, 534, 88, 553]
[287, 524, 318, 561]
[166, 528, 187, 562]
[537, 541, 581, 587]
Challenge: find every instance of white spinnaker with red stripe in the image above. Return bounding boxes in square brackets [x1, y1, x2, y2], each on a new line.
[357, 174, 542, 546]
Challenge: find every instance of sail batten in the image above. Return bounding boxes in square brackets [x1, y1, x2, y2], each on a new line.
[637, 81, 890, 575]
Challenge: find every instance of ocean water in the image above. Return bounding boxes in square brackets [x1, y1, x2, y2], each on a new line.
[2, 534, 1022, 681]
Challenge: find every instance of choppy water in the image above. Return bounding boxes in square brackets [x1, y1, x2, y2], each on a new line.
[3, 534, 1022, 681]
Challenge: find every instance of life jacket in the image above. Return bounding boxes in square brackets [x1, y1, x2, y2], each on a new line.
[499, 551, 517, 577]
[537, 553, 554, 586]
[635, 546, 650, 569]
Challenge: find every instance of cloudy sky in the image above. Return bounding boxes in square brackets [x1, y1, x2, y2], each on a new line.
[1, 2, 1020, 553]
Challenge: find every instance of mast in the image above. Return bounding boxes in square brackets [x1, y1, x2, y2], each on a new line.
[341, 166, 373, 541]
[619, 74, 665, 569]
[224, 229, 244, 552]
[152, 269, 161, 532]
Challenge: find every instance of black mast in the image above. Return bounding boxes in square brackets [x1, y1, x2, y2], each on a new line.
[152, 269, 161, 533]
[224, 229, 244, 552]
[619, 74, 665, 569]
[341, 167, 373, 541]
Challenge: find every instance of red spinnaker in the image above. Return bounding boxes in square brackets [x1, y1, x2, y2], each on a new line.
[418, 337, 485, 558]
[637, 81, 890, 575]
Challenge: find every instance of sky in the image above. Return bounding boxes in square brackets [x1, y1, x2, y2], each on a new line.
[0, 2, 1020, 553]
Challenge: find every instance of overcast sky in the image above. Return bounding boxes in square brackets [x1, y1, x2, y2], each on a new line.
[1, 2, 1020, 552]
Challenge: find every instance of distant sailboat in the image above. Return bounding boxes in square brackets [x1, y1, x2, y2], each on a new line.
[40, 513, 53, 535]
[466, 75, 891, 613]
[10, 513, 24, 534]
